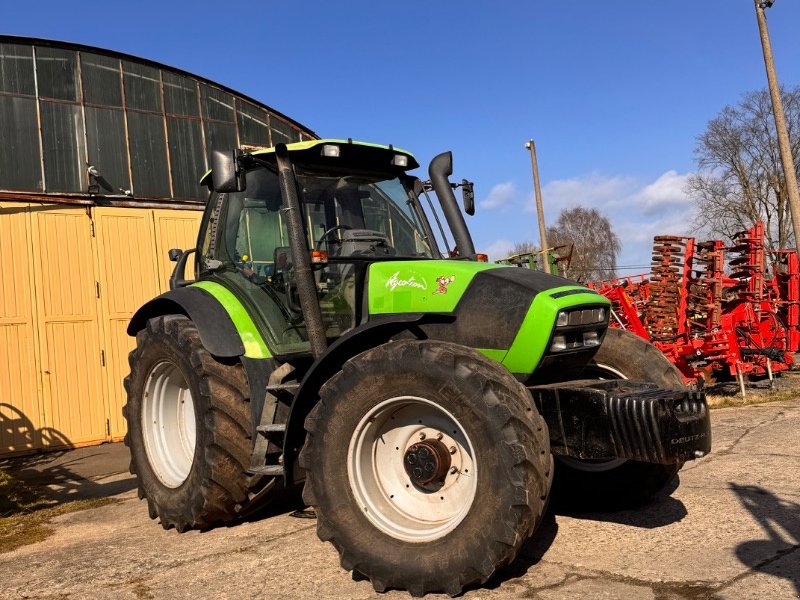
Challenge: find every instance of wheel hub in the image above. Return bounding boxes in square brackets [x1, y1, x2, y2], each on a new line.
[403, 439, 451, 486]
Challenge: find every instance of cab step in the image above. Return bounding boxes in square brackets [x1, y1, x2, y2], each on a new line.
[249, 465, 284, 476]
[256, 423, 287, 434]
[265, 382, 300, 394]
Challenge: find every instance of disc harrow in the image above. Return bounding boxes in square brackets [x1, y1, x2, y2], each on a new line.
[590, 222, 798, 386]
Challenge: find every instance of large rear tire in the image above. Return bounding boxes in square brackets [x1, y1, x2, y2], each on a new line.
[300, 340, 552, 597]
[123, 315, 259, 531]
[553, 328, 686, 510]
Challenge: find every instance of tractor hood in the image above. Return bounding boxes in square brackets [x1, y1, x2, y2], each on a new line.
[367, 261, 610, 377]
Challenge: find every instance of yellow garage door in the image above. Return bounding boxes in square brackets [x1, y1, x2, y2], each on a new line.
[94, 208, 162, 440]
[0, 202, 43, 454]
[30, 206, 107, 449]
[0, 203, 203, 455]
[95, 208, 201, 441]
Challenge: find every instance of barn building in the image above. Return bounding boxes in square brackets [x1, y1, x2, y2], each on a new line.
[0, 36, 316, 456]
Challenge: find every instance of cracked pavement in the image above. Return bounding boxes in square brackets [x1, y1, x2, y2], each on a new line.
[1, 398, 798, 599]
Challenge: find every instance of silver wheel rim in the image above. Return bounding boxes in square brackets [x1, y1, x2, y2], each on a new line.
[347, 396, 477, 543]
[142, 360, 197, 488]
[558, 361, 627, 473]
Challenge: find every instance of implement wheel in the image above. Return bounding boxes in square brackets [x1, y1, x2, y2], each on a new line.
[124, 315, 264, 531]
[300, 340, 552, 597]
[553, 328, 686, 510]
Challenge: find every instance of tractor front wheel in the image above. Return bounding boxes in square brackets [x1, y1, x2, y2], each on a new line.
[124, 315, 259, 531]
[300, 340, 552, 597]
[552, 328, 686, 510]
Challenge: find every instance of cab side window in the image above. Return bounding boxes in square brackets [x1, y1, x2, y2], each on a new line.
[225, 169, 287, 278]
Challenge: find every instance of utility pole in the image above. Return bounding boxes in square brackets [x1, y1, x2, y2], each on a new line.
[525, 139, 551, 273]
[754, 0, 800, 249]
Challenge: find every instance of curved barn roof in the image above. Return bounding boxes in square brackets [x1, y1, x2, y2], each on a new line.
[0, 35, 317, 206]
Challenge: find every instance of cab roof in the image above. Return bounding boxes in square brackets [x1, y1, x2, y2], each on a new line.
[200, 139, 419, 185]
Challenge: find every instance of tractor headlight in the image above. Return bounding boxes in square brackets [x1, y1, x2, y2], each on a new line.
[549, 305, 608, 352]
[583, 330, 601, 347]
[392, 154, 409, 167]
[550, 335, 567, 352]
[321, 144, 340, 157]
[556, 307, 607, 327]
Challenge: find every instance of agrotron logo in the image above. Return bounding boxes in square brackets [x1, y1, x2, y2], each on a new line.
[385, 271, 428, 292]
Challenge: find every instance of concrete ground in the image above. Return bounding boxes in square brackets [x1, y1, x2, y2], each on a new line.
[1, 399, 798, 599]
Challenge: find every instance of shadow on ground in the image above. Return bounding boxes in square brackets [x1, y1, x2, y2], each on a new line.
[549, 474, 688, 529]
[0, 443, 136, 505]
[731, 483, 800, 597]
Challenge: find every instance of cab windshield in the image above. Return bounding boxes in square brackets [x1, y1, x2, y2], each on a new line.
[296, 170, 436, 260]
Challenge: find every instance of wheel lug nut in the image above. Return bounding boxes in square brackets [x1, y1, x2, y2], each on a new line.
[449, 446, 456, 454]
[450, 467, 458, 475]
[419, 432, 426, 440]
[436, 432, 444, 440]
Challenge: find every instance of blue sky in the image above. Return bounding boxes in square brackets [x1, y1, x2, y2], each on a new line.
[5, 1, 799, 273]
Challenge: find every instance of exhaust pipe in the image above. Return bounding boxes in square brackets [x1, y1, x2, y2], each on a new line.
[428, 152, 476, 258]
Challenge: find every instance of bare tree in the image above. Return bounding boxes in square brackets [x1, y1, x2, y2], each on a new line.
[545, 206, 621, 282]
[686, 87, 800, 249]
[510, 241, 537, 256]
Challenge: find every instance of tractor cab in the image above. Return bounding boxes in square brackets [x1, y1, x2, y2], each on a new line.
[192, 140, 447, 356]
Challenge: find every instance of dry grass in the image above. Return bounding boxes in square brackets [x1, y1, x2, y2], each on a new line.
[706, 387, 798, 409]
[0, 469, 118, 554]
[0, 469, 52, 516]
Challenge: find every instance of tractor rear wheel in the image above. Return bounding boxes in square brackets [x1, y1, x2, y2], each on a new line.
[300, 340, 552, 597]
[124, 315, 261, 531]
[553, 328, 686, 510]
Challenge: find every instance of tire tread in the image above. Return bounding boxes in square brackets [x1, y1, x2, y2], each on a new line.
[301, 340, 553, 596]
[124, 315, 264, 531]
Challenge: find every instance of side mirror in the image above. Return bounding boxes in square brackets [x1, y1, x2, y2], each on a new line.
[211, 149, 246, 193]
[461, 179, 475, 216]
[168, 248, 182, 262]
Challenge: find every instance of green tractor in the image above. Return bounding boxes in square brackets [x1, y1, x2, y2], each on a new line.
[124, 139, 710, 596]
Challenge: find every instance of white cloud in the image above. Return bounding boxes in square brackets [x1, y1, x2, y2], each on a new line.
[527, 172, 636, 213]
[471, 170, 698, 275]
[483, 238, 515, 262]
[480, 181, 517, 210]
[633, 170, 693, 214]
[515, 170, 697, 273]
[614, 212, 697, 270]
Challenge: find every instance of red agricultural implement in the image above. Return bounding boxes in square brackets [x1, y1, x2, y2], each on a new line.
[589, 222, 799, 387]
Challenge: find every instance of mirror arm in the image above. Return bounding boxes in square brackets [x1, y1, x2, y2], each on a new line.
[169, 248, 197, 290]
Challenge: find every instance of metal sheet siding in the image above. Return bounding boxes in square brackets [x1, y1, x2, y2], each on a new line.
[0, 202, 44, 453]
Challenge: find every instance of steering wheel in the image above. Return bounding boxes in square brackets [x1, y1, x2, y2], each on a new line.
[316, 224, 351, 250]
